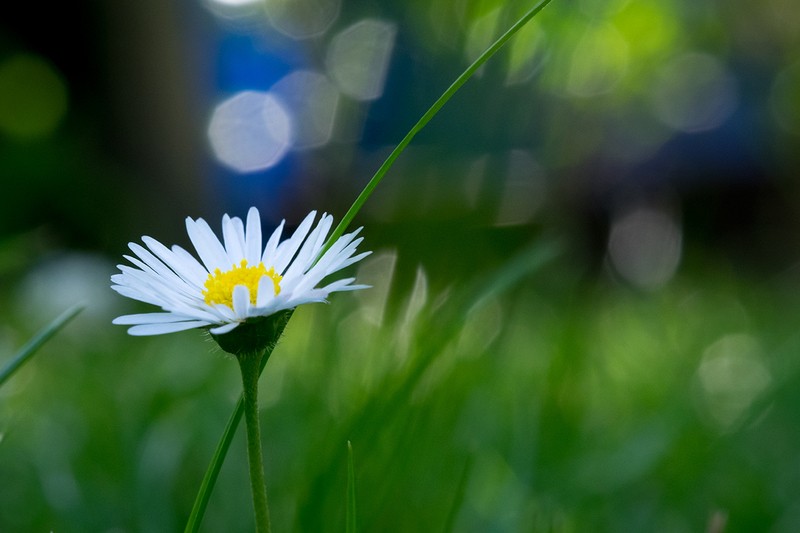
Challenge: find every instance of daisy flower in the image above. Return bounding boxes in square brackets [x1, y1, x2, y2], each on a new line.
[111, 207, 370, 337]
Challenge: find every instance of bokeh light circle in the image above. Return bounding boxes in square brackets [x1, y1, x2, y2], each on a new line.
[266, 0, 340, 40]
[271, 70, 339, 150]
[327, 19, 396, 101]
[608, 206, 682, 290]
[649, 52, 738, 133]
[207, 91, 292, 173]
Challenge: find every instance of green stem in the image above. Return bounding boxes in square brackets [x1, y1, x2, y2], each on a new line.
[185, 311, 291, 533]
[238, 351, 271, 533]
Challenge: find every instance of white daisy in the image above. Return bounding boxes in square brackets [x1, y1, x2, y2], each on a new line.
[111, 207, 370, 336]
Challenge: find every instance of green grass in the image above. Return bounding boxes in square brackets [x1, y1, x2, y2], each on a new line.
[2, 237, 799, 531]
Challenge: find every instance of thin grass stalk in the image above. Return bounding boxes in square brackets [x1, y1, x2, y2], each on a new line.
[0, 304, 84, 388]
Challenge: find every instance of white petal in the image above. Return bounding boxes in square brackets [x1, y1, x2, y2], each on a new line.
[245, 207, 262, 265]
[142, 236, 207, 287]
[222, 214, 246, 262]
[312, 229, 359, 270]
[116, 263, 198, 308]
[110, 284, 166, 308]
[115, 264, 182, 305]
[272, 211, 316, 273]
[285, 291, 328, 306]
[261, 219, 285, 264]
[305, 236, 363, 280]
[291, 239, 368, 295]
[232, 284, 251, 318]
[127, 320, 211, 336]
[127, 244, 198, 299]
[256, 275, 278, 308]
[306, 230, 363, 279]
[209, 322, 240, 335]
[212, 303, 238, 321]
[253, 294, 290, 317]
[331, 283, 371, 292]
[318, 277, 362, 293]
[186, 216, 230, 272]
[113, 312, 197, 325]
[172, 244, 212, 278]
[331, 250, 372, 273]
[281, 214, 332, 283]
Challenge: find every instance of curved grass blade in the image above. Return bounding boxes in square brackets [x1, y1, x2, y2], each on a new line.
[0, 304, 84, 388]
[346, 441, 357, 533]
[321, 0, 555, 254]
[187, 1, 555, 528]
[184, 396, 244, 533]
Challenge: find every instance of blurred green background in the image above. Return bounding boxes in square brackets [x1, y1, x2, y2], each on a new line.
[2, 0, 800, 531]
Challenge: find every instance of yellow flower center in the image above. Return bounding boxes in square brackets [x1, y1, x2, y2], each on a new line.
[203, 259, 282, 307]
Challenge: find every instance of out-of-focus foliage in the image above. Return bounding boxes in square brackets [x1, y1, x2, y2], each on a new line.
[2, 237, 800, 531]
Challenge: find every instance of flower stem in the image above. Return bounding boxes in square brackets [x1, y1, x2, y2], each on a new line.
[238, 351, 271, 533]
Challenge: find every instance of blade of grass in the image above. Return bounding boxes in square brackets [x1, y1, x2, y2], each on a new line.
[441, 455, 472, 533]
[0, 304, 84, 388]
[294, 239, 561, 529]
[188, 1, 555, 528]
[346, 441, 357, 533]
[184, 396, 244, 533]
[321, 0, 555, 254]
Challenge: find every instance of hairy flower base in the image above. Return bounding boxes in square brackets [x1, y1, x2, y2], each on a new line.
[211, 310, 292, 357]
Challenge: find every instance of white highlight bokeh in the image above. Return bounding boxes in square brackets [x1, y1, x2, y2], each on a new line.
[271, 70, 340, 149]
[265, 0, 340, 39]
[650, 52, 738, 133]
[15, 253, 119, 336]
[696, 334, 771, 430]
[607, 205, 682, 290]
[201, 0, 265, 22]
[327, 19, 396, 101]
[207, 91, 293, 173]
[206, 0, 260, 6]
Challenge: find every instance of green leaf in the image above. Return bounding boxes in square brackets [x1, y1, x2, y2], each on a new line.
[346, 441, 357, 533]
[0, 303, 84, 388]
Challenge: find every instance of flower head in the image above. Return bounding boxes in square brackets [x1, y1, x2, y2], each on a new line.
[111, 207, 370, 337]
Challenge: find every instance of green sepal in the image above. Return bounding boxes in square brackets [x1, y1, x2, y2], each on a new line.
[210, 310, 292, 357]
